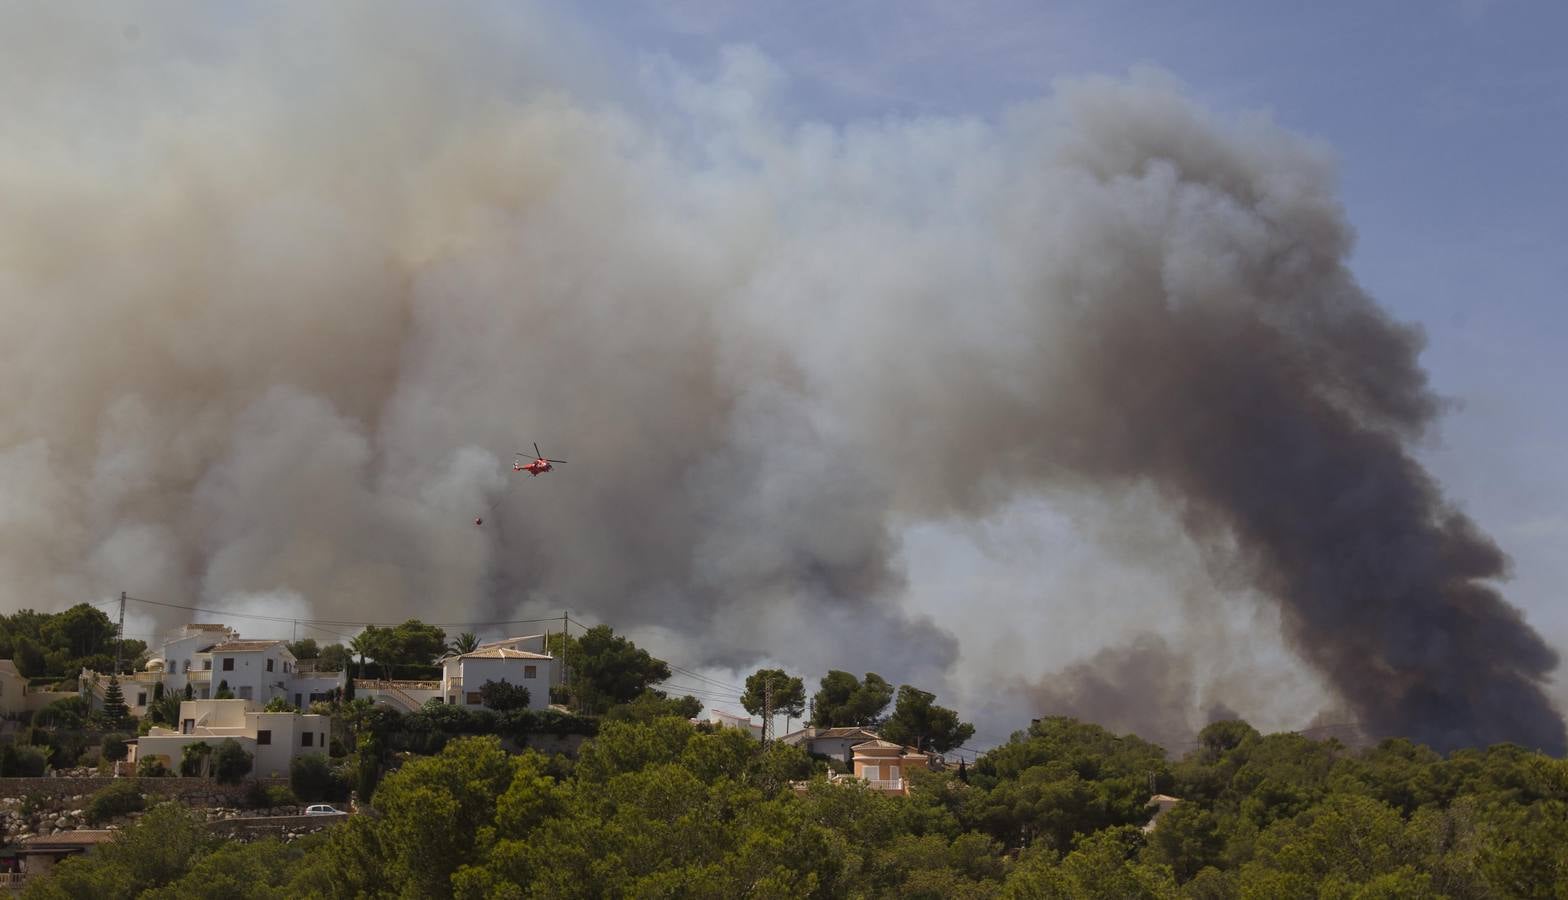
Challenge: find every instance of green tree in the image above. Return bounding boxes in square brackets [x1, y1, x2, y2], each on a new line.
[101, 675, 131, 724]
[316, 643, 351, 673]
[136, 757, 170, 777]
[20, 802, 213, 899]
[881, 685, 975, 752]
[353, 620, 448, 674]
[741, 668, 807, 732]
[180, 742, 213, 778]
[100, 733, 130, 764]
[213, 680, 234, 700]
[370, 736, 520, 897]
[1142, 801, 1224, 883]
[478, 679, 531, 711]
[212, 739, 253, 784]
[449, 632, 480, 655]
[606, 689, 703, 722]
[549, 625, 671, 715]
[86, 780, 144, 823]
[45, 603, 117, 661]
[811, 670, 894, 727]
[285, 638, 319, 661]
[11, 634, 47, 678]
[290, 753, 343, 802]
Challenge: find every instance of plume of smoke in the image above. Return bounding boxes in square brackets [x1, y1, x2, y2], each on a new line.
[0, 5, 1558, 751]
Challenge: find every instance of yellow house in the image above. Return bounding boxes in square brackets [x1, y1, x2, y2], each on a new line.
[0, 660, 78, 716]
[849, 739, 932, 795]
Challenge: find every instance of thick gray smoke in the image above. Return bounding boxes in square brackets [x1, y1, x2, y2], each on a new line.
[0, 4, 1559, 752]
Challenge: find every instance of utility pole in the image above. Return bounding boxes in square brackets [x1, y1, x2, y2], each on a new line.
[763, 677, 774, 745]
[561, 610, 570, 713]
[113, 591, 126, 675]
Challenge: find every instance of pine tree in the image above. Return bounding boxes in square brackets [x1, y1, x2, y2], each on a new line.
[214, 679, 234, 700]
[101, 675, 130, 724]
[183, 682, 193, 700]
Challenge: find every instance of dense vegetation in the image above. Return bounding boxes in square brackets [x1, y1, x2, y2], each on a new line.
[0, 604, 145, 679]
[25, 714, 1568, 898]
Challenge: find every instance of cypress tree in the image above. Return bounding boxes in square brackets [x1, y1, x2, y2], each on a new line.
[101, 675, 130, 724]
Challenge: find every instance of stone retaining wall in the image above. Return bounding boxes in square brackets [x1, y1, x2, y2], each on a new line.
[0, 776, 290, 805]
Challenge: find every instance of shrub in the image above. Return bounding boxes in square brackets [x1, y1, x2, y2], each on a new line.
[86, 780, 145, 823]
[101, 733, 129, 762]
[263, 697, 298, 713]
[34, 696, 88, 729]
[212, 739, 253, 784]
[0, 743, 49, 777]
[291, 754, 344, 802]
[137, 756, 170, 777]
[478, 679, 530, 712]
[180, 742, 213, 777]
[240, 780, 295, 810]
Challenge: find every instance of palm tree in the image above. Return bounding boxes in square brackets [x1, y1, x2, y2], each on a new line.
[348, 632, 374, 680]
[450, 632, 480, 655]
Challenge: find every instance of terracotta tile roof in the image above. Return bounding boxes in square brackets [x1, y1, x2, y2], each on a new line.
[815, 727, 880, 739]
[208, 640, 286, 653]
[457, 647, 551, 660]
[851, 739, 907, 752]
[21, 830, 117, 847]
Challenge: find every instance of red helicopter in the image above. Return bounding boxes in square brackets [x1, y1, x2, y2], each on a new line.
[475, 443, 567, 526]
[514, 442, 567, 476]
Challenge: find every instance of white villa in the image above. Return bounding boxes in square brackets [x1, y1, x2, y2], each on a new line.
[135, 699, 333, 778]
[703, 709, 764, 740]
[355, 635, 555, 712]
[80, 624, 347, 715]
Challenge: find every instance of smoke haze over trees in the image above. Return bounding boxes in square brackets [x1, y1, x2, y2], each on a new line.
[0, 3, 1560, 751]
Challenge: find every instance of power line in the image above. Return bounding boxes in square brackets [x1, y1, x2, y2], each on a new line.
[664, 664, 747, 693]
[122, 595, 567, 631]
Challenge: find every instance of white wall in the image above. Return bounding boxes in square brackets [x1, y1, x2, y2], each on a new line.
[456, 657, 552, 710]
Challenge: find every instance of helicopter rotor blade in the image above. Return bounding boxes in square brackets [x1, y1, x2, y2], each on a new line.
[534, 442, 543, 459]
[546, 459, 567, 464]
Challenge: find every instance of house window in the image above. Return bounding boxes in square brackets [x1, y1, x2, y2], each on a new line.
[203, 660, 212, 670]
[524, 665, 537, 679]
[266, 659, 274, 672]
[295, 693, 303, 708]
[182, 719, 194, 734]
[466, 692, 481, 705]
[238, 686, 253, 700]
[222, 658, 234, 671]
[136, 692, 147, 706]
[302, 732, 314, 747]
[257, 730, 271, 746]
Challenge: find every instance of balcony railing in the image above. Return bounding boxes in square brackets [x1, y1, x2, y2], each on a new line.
[862, 778, 905, 793]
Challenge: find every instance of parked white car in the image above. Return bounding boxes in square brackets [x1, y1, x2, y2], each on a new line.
[304, 804, 344, 816]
